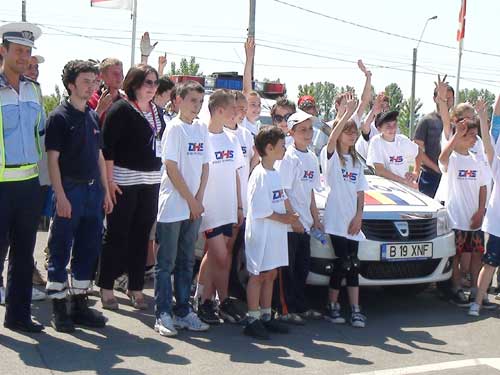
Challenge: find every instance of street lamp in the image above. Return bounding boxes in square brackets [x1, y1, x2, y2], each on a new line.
[409, 15, 437, 139]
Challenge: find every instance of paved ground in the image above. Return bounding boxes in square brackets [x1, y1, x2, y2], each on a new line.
[1, 231, 500, 375]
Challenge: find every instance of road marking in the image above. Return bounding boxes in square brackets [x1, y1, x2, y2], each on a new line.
[349, 358, 500, 375]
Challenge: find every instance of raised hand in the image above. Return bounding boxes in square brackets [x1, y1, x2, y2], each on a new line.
[373, 92, 386, 115]
[475, 97, 488, 119]
[158, 53, 167, 76]
[140, 32, 158, 57]
[345, 92, 358, 115]
[357, 59, 372, 78]
[434, 74, 449, 102]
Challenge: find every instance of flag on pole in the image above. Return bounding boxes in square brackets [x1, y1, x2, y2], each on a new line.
[456, 0, 466, 41]
[90, 0, 132, 10]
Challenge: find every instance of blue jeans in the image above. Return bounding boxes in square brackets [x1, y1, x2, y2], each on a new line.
[47, 179, 104, 298]
[154, 218, 201, 318]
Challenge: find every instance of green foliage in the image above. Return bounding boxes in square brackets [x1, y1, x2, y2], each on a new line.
[169, 57, 202, 76]
[398, 98, 423, 137]
[459, 88, 495, 119]
[42, 85, 62, 115]
[384, 83, 404, 112]
[297, 81, 339, 121]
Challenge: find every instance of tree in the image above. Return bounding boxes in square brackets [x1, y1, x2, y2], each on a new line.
[169, 56, 202, 76]
[398, 98, 423, 137]
[384, 83, 404, 112]
[43, 85, 62, 115]
[459, 88, 495, 118]
[297, 81, 339, 121]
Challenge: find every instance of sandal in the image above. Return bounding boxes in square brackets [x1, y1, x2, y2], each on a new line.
[127, 292, 148, 310]
[100, 292, 119, 311]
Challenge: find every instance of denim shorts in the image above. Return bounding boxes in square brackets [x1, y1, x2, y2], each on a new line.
[483, 234, 500, 267]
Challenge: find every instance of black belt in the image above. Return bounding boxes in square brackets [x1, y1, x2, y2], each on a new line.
[64, 177, 96, 185]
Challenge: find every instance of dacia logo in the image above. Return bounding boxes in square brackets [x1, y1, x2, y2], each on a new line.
[389, 156, 404, 163]
[342, 168, 358, 182]
[272, 189, 285, 200]
[458, 169, 477, 178]
[188, 143, 204, 152]
[303, 170, 314, 179]
[215, 150, 234, 160]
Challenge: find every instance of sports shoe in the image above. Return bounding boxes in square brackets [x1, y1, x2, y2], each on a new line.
[32, 266, 46, 286]
[198, 300, 222, 325]
[449, 289, 471, 307]
[219, 298, 245, 323]
[468, 302, 480, 317]
[298, 309, 323, 320]
[174, 311, 209, 332]
[154, 312, 178, 337]
[243, 318, 269, 340]
[261, 316, 289, 334]
[144, 266, 155, 281]
[350, 307, 366, 328]
[481, 298, 497, 310]
[276, 312, 305, 325]
[325, 303, 346, 324]
[32, 287, 46, 301]
[0, 286, 5, 305]
[114, 274, 128, 293]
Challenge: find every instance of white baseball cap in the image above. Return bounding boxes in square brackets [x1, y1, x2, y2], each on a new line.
[286, 109, 313, 130]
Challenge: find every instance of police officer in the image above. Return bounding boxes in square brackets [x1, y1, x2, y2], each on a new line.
[0, 22, 45, 332]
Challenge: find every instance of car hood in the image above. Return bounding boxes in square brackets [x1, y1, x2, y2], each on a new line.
[316, 175, 443, 217]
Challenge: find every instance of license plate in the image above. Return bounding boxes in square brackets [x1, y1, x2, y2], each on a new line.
[381, 242, 433, 261]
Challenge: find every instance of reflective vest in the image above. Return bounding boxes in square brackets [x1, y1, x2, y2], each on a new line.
[0, 81, 42, 182]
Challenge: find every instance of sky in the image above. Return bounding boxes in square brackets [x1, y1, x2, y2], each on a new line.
[1, 0, 499, 114]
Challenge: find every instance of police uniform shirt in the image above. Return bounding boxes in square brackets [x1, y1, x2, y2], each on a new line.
[45, 100, 101, 181]
[0, 74, 45, 165]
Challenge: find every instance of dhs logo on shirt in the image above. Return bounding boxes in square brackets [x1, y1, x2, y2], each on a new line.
[187, 143, 204, 155]
[342, 168, 358, 183]
[241, 146, 247, 156]
[389, 156, 404, 164]
[272, 189, 286, 202]
[214, 150, 235, 163]
[458, 169, 477, 179]
[302, 170, 315, 181]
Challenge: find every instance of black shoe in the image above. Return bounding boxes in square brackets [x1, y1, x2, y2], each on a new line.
[449, 289, 471, 307]
[197, 300, 222, 325]
[219, 298, 245, 323]
[262, 318, 289, 334]
[70, 294, 106, 328]
[243, 319, 270, 340]
[52, 298, 75, 333]
[4, 319, 44, 333]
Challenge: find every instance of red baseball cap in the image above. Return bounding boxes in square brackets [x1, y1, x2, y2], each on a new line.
[298, 95, 316, 108]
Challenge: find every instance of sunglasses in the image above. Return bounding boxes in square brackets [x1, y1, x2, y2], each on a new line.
[272, 113, 293, 123]
[143, 79, 159, 87]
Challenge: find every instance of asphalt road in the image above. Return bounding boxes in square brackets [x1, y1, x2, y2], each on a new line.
[1, 231, 500, 375]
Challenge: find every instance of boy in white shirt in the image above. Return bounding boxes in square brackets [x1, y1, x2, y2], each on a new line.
[438, 117, 490, 308]
[366, 111, 420, 189]
[154, 81, 210, 337]
[244, 126, 299, 340]
[275, 111, 322, 325]
[196, 90, 245, 325]
[469, 98, 500, 316]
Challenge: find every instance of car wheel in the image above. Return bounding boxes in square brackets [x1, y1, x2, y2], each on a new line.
[382, 283, 430, 296]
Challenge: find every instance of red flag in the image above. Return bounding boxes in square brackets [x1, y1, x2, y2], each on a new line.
[456, 0, 466, 41]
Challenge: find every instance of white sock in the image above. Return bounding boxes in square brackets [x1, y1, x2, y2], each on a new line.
[194, 283, 204, 300]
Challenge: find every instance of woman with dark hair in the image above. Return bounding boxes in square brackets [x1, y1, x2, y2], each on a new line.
[97, 64, 163, 310]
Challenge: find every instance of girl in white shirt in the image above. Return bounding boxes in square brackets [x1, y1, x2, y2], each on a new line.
[323, 93, 368, 328]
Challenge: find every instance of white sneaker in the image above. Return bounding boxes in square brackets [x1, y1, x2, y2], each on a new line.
[174, 311, 210, 331]
[0, 286, 5, 305]
[31, 287, 46, 301]
[468, 302, 480, 317]
[154, 312, 178, 337]
[495, 293, 500, 301]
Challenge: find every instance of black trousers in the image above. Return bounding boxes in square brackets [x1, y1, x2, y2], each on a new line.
[0, 178, 42, 324]
[329, 234, 359, 290]
[97, 183, 159, 291]
[275, 232, 311, 314]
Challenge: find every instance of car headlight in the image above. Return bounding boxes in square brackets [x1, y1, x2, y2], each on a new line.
[437, 208, 451, 236]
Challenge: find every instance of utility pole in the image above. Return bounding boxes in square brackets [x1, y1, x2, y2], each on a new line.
[409, 47, 417, 139]
[22, 0, 26, 21]
[248, 0, 256, 79]
[130, 0, 138, 67]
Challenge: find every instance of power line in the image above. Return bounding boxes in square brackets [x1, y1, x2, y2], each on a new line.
[272, 0, 500, 59]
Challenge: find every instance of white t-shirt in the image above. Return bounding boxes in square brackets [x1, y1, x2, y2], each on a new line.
[312, 113, 361, 156]
[157, 118, 209, 223]
[225, 125, 255, 216]
[441, 151, 489, 231]
[322, 147, 368, 241]
[199, 129, 245, 232]
[366, 134, 419, 178]
[483, 153, 500, 237]
[278, 145, 320, 231]
[355, 122, 378, 160]
[241, 117, 259, 137]
[245, 164, 289, 275]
